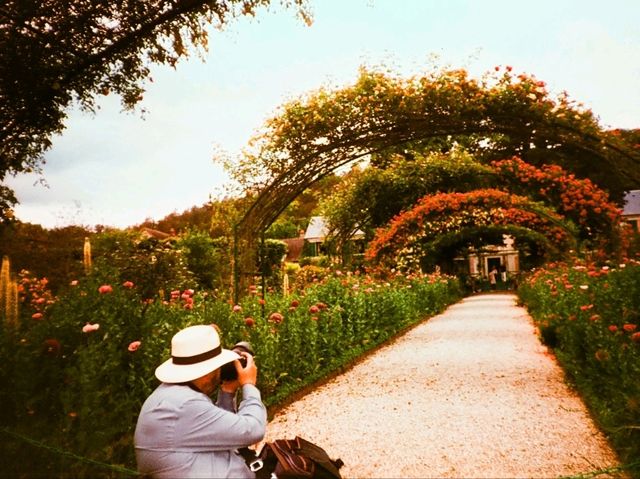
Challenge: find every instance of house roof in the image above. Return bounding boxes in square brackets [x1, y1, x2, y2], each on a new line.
[303, 216, 366, 243]
[304, 216, 328, 243]
[139, 227, 173, 240]
[623, 190, 640, 216]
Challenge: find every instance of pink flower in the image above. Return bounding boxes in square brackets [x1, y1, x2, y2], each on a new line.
[70, 280, 79, 286]
[98, 285, 113, 294]
[184, 289, 195, 296]
[31, 312, 43, 320]
[233, 305, 242, 313]
[82, 323, 100, 333]
[123, 281, 134, 288]
[128, 341, 141, 352]
[269, 312, 284, 324]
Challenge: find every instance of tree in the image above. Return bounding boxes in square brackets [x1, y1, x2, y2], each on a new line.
[0, 0, 310, 221]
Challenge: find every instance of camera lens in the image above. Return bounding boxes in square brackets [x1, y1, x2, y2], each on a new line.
[220, 341, 254, 382]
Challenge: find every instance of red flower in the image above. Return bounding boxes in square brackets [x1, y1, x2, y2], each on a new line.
[269, 312, 284, 324]
[290, 300, 300, 308]
[589, 314, 600, 322]
[579, 304, 593, 311]
[98, 284, 113, 294]
[309, 305, 320, 314]
[608, 325, 618, 332]
[623, 323, 637, 332]
[128, 341, 141, 352]
[32, 312, 43, 320]
[244, 317, 255, 327]
[43, 339, 61, 355]
[123, 281, 134, 288]
[631, 332, 640, 343]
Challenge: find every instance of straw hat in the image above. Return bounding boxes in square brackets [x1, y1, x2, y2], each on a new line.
[155, 325, 240, 383]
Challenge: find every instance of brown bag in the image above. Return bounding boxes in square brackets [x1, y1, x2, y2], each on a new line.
[247, 436, 343, 479]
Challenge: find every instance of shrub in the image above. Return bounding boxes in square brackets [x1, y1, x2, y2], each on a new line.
[518, 259, 640, 472]
[0, 269, 461, 477]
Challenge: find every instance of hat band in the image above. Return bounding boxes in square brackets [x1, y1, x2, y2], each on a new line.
[172, 344, 222, 365]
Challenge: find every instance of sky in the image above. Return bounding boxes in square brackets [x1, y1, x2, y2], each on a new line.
[6, 0, 640, 229]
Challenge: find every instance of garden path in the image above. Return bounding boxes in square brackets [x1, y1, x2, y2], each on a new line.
[261, 293, 621, 478]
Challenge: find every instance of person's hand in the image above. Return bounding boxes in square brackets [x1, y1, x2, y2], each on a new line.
[236, 352, 258, 386]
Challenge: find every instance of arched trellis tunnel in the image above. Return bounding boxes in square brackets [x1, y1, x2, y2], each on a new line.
[231, 68, 639, 300]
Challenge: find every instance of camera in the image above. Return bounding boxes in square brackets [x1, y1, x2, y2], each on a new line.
[220, 341, 254, 382]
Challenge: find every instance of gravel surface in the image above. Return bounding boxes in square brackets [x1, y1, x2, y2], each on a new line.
[261, 293, 621, 478]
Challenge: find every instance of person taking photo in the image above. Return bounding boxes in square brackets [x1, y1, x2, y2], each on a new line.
[134, 324, 266, 478]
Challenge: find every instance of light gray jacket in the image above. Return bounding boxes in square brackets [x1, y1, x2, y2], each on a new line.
[135, 383, 266, 478]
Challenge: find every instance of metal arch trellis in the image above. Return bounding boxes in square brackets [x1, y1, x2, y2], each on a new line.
[231, 96, 640, 302]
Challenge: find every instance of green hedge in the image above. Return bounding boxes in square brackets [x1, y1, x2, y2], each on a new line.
[0, 269, 461, 478]
[517, 260, 640, 475]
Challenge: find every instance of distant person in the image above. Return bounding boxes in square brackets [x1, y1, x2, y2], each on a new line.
[489, 266, 498, 290]
[134, 325, 266, 478]
[500, 265, 508, 285]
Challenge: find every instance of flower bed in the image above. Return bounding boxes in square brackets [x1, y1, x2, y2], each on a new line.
[0, 269, 461, 477]
[517, 259, 640, 472]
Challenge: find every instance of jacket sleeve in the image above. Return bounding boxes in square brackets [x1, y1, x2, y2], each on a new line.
[174, 384, 267, 450]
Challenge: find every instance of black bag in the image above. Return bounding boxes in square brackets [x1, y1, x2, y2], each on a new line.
[244, 436, 344, 479]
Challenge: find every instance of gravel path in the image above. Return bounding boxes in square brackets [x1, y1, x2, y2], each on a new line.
[262, 293, 621, 478]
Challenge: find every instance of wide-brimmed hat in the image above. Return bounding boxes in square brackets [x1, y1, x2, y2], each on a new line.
[155, 325, 240, 383]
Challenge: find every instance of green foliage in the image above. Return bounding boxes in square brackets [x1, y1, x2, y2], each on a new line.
[258, 239, 287, 291]
[0, 0, 311, 221]
[0, 222, 92, 292]
[265, 218, 301, 239]
[518, 260, 640, 470]
[175, 230, 230, 290]
[230, 66, 639, 267]
[321, 150, 495, 241]
[0, 267, 461, 477]
[92, 230, 194, 300]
